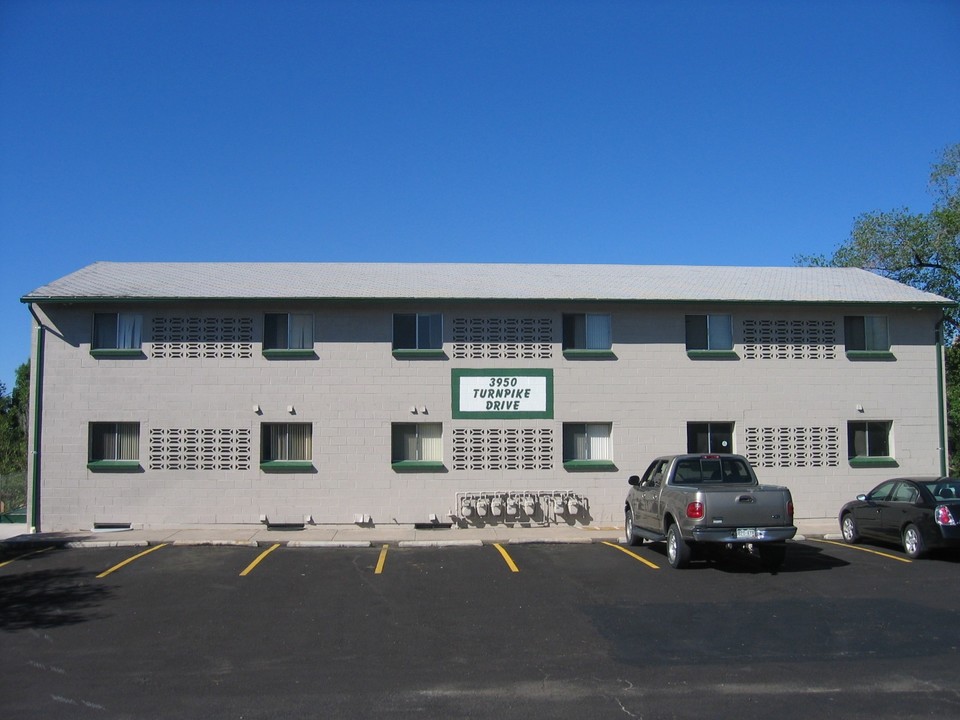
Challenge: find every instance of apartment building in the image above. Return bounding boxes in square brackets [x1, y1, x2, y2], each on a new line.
[20, 262, 953, 532]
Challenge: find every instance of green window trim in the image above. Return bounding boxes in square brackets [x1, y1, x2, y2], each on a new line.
[262, 349, 317, 359]
[87, 460, 142, 472]
[260, 461, 315, 472]
[392, 349, 447, 360]
[686, 350, 740, 360]
[563, 459, 619, 472]
[391, 461, 447, 473]
[90, 349, 146, 359]
[848, 457, 900, 468]
[845, 351, 896, 361]
[562, 349, 618, 360]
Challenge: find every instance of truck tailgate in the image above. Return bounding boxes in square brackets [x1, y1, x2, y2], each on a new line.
[703, 486, 791, 527]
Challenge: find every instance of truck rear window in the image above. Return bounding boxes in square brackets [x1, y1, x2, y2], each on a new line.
[672, 457, 753, 485]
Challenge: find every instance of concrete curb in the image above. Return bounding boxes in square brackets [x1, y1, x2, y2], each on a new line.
[398, 540, 485, 548]
[63, 540, 149, 549]
[171, 540, 259, 547]
[286, 541, 372, 548]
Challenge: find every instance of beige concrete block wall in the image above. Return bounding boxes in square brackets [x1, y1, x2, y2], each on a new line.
[26, 300, 946, 531]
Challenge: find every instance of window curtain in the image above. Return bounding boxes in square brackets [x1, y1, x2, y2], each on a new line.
[865, 316, 889, 351]
[289, 314, 313, 349]
[118, 314, 142, 349]
[707, 315, 732, 350]
[586, 315, 611, 350]
[418, 423, 442, 461]
[586, 423, 611, 460]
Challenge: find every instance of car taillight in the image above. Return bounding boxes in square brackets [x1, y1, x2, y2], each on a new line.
[787, 501, 794, 520]
[686, 501, 704, 519]
[935, 505, 957, 526]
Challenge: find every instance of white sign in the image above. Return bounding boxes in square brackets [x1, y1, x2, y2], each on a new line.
[458, 375, 548, 413]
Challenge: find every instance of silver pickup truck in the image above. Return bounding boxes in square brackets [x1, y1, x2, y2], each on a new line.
[624, 453, 796, 570]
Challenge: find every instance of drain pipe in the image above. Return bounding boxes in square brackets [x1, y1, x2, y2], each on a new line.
[27, 304, 46, 532]
[936, 314, 948, 477]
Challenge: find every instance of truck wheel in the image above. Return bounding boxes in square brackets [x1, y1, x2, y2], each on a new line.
[840, 514, 859, 544]
[624, 508, 642, 546]
[758, 543, 787, 572]
[902, 524, 926, 559]
[666, 523, 690, 569]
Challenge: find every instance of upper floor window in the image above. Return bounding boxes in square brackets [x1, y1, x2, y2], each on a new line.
[88, 422, 140, 469]
[393, 313, 443, 355]
[687, 422, 734, 454]
[93, 313, 143, 354]
[685, 314, 733, 352]
[562, 314, 612, 357]
[264, 313, 314, 353]
[844, 316, 890, 354]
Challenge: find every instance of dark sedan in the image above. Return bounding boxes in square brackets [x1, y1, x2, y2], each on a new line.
[839, 477, 960, 558]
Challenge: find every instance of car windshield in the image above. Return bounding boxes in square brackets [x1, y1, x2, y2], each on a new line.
[672, 457, 753, 485]
[918, 480, 960, 501]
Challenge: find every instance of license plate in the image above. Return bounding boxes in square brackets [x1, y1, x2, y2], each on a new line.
[736, 528, 757, 539]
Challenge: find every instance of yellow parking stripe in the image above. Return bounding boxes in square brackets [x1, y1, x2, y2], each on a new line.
[493, 543, 519, 572]
[0, 545, 54, 568]
[96, 543, 168, 578]
[239, 543, 281, 576]
[602, 541, 661, 569]
[807, 537, 912, 563]
[375, 544, 389, 574]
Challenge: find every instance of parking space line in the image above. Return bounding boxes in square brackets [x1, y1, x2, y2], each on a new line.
[807, 538, 912, 563]
[0, 545, 54, 569]
[493, 543, 519, 572]
[96, 543, 169, 578]
[239, 543, 281, 576]
[375, 544, 389, 574]
[602, 541, 661, 569]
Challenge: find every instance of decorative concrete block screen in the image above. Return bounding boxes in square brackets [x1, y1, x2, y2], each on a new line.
[452, 317, 553, 359]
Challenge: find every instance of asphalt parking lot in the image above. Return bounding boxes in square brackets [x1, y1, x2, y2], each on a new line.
[3, 538, 960, 720]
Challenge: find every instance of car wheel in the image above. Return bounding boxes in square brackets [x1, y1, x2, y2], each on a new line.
[758, 543, 787, 572]
[840, 514, 859, 544]
[624, 508, 642, 546]
[666, 523, 691, 569]
[902, 524, 926, 559]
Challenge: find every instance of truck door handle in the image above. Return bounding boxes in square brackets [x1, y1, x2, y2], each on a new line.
[736, 495, 755, 503]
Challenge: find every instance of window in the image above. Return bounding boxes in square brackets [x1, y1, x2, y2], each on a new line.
[562, 314, 612, 352]
[685, 314, 733, 352]
[848, 421, 896, 466]
[391, 423, 444, 470]
[563, 423, 615, 469]
[263, 313, 313, 351]
[88, 422, 140, 469]
[687, 422, 734, 454]
[844, 316, 890, 354]
[261, 423, 313, 469]
[92, 313, 143, 354]
[393, 313, 443, 353]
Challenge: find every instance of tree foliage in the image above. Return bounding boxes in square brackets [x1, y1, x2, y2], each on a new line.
[0, 362, 29, 472]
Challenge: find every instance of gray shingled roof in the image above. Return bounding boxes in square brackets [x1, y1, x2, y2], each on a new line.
[20, 261, 955, 305]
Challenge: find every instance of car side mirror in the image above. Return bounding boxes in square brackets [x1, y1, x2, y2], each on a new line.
[857, 494, 867, 502]
[628, 475, 641, 486]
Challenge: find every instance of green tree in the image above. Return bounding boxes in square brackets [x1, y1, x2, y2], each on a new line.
[0, 361, 29, 511]
[797, 143, 960, 471]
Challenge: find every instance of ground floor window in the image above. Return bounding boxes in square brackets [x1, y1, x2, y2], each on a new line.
[89, 422, 140, 467]
[848, 421, 893, 464]
[687, 422, 734, 453]
[392, 423, 443, 463]
[562, 423, 612, 462]
[261, 423, 313, 462]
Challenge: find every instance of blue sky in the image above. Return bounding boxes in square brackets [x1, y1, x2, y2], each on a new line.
[1, 0, 958, 390]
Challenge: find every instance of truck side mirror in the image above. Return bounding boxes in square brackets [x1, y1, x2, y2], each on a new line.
[628, 475, 641, 486]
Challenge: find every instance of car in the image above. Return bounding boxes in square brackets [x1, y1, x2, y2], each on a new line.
[838, 477, 960, 558]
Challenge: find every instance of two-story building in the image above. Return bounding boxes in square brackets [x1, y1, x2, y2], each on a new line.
[20, 261, 953, 532]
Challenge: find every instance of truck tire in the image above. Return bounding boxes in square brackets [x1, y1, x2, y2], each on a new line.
[758, 542, 787, 572]
[666, 523, 691, 569]
[624, 508, 642, 546]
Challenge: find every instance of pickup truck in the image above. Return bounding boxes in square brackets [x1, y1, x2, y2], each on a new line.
[624, 453, 796, 570]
